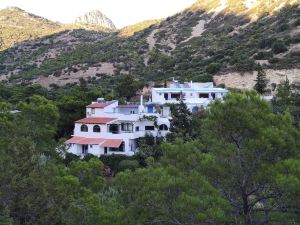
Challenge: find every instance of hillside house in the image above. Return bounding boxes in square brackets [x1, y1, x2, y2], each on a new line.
[66, 81, 228, 157]
[66, 97, 171, 157]
[152, 80, 228, 112]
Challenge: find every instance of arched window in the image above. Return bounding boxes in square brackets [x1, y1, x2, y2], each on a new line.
[93, 125, 101, 133]
[159, 124, 168, 131]
[81, 124, 88, 132]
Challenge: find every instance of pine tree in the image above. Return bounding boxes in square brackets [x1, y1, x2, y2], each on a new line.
[168, 95, 193, 141]
[254, 66, 268, 94]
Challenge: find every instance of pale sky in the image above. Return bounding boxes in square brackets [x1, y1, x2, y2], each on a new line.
[0, 0, 196, 28]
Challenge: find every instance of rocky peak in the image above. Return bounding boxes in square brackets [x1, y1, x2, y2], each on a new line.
[74, 10, 116, 30]
[4, 6, 24, 12]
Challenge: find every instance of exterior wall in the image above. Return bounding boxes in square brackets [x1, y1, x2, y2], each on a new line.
[117, 107, 139, 115]
[71, 115, 170, 156]
[86, 101, 118, 117]
[152, 88, 227, 108]
[103, 101, 118, 114]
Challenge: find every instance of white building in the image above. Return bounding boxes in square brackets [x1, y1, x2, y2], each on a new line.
[152, 80, 228, 112]
[66, 97, 171, 157]
[66, 80, 228, 157]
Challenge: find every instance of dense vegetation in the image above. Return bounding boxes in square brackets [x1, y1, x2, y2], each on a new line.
[0, 82, 299, 225]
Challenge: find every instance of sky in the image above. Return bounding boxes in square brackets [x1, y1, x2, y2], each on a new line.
[0, 0, 196, 28]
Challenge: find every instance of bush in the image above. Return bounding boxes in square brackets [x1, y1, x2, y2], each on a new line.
[272, 41, 288, 54]
[254, 51, 273, 60]
[118, 160, 139, 171]
[206, 63, 221, 74]
[99, 155, 134, 172]
[268, 57, 280, 64]
[277, 23, 290, 32]
[294, 18, 300, 26]
[64, 153, 80, 166]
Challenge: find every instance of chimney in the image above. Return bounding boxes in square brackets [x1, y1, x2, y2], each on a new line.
[140, 95, 143, 106]
[138, 95, 145, 114]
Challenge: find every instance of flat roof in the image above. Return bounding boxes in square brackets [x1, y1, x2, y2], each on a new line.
[117, 105, 139, 108]
[87, 101, 115, 108]
[153, 88, 228, 93]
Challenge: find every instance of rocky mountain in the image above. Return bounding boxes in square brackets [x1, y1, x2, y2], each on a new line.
[75, 10, 116, 30]
[1, 1, 300, 91]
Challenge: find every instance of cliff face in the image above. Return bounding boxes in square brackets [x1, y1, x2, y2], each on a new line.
[74, 10, 116, 30]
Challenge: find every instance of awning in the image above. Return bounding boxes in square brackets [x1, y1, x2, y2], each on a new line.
[66, 137, 123, 148]
[66, 137, 104, 145]
[100, 139, 123, 148]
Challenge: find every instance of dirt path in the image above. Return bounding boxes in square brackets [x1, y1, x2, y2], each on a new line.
[182, 20, 206, 43]
[147, 29, 158, 51]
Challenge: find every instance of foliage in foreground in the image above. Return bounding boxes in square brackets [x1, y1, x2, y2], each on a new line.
[0, 91, 299, 225]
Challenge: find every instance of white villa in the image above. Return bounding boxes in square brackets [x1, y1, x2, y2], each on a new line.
[152, 80, 228, 112]
[66, 97, 171, 157]
[66, 80, 228, 157]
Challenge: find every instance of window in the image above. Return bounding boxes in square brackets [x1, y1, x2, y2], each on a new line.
[212, 93, 216, 99]
[135, 126, 139, 131]
[121, 123, 133, 132]
[145, 126, 155, 131]
[171, 93, 181, 99]
[109, 124, 119, 134]
[81, 124, 88, 132]
[90, 145, 93, 148]
[91, 108, 95, 114]
[93, 125, 101, 133]
[82, 145, 88, 155]
[164, 93, 168, 100]
[159, 124, 168, 131]
[199, 93, 209, 98]
[130, 110, 135, 114]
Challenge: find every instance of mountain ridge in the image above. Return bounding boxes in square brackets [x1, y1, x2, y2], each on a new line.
[1, 1, 300, 91]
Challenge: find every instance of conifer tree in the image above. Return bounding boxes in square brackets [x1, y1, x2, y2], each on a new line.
[168, 94, 193, 141]
[254, 66, 268, 94]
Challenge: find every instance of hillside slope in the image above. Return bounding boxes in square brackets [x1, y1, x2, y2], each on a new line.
[1, 1, 300, 90]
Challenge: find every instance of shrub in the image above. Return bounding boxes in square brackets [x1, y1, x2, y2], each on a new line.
[99, 155, 133, 172]
[277, 23, 290, 32]
[268, 57, 280, 64]
[254, 51, 273, 60]
[272, 41, 288, 54]
[118, 160, 139, 171]
[293, 18, 300, 26]
[206, 63, 221, 74]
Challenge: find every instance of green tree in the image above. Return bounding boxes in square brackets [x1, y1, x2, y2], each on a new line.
[115, 75, 141, 101]
[202, 91, 300, 225]
[168, 97, 193, 141]
[115, 166, 230, 225]
[272, 40, 288, 54]
[69, 158, 105, 192]
[254, 66, 268, 94]
[0, 207, 12, 225]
